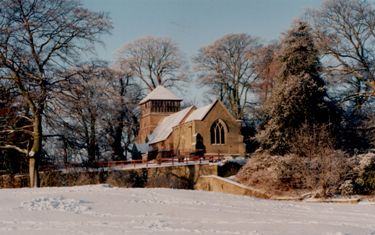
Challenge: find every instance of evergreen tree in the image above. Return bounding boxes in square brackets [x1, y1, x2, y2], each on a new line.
[257, 21, 338, 155]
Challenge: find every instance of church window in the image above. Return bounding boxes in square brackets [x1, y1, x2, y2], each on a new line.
[210, 120, 226, 144]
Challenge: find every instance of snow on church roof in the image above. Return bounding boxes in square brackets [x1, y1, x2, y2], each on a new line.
[133, 143, 152, 154]
[148, 106, 195, 144]
[139, 85, 182, 104]
[184, 100, 217, 123]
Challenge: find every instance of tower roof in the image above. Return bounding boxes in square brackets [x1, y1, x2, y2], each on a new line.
[139, 85, 182, 104]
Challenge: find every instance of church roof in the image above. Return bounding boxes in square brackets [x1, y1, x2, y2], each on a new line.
[139, 85, 182, 104]
[148, 106, 195, 144]
[184, 100, 217, 123]
[133, 143, 152, 154]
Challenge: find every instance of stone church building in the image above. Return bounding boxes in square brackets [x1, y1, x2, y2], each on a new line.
[135, 86, 245, 159]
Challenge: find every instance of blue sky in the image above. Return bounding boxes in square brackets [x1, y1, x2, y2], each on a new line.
[81, 0, 322, 104]
[82, 0, 321, 62]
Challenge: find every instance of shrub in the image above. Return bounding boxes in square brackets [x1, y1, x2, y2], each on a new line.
[275, 154, 309, 190]
[237, 149, 354, 198]
[276, 123, 353, 197]
[236, 153, 280, 193]
[352, 153, 375, 194]
[339, 180, 354, 196]
[237, 151, 375, 197]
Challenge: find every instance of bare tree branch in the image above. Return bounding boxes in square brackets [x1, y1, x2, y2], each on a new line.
[115, 36, 187, 91]
[0, 145, 28, 155]
[307, 0, 375, 111]
[193, 33, 261, 119]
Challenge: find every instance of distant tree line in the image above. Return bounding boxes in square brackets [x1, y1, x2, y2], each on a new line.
[0, 0, 374, 188]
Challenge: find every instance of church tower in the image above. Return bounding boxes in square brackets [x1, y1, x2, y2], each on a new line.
[137, 86, 182, 143]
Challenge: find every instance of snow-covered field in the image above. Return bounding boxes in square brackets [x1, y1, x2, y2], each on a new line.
[0, 185, 374, 235]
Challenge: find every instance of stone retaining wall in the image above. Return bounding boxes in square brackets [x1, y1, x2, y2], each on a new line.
[0, 164, 218, 189]
[194, 175, 270, 199]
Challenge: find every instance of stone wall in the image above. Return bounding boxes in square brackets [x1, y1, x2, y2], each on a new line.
[0, 164, 218, 189]
[195, 175, 270, 199]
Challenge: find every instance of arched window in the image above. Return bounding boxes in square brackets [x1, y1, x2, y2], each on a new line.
[210, 120, 226, 144]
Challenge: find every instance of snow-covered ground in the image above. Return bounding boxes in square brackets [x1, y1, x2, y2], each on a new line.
[0, 185, 374, 235]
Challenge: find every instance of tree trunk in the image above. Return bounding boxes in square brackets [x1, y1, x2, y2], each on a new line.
[113, 121, 125, 160]
[111, 79, 127, 160]
[28, 157, 39, 187]
[63, 138, 68, 167]
[111, 107, 126, 160]
[87, 111, 97, 164]
[29, 112, 42, 188]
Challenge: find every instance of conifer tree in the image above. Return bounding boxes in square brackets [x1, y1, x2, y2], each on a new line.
[257, 21, 337, 155]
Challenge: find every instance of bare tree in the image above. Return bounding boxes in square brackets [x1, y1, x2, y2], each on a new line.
[253, 42, 281, 105]
[0, 0, 111, 187]
[307, 0, 375, 111]
[105, 68, 141, 160]
[193, 33, 261, 120]
[47, 62, 141, 165]
[115, 36, 186, 91]
[49, 62, 115, 164]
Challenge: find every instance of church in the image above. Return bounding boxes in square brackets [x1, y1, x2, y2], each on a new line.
[135, 86, 245, 159]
